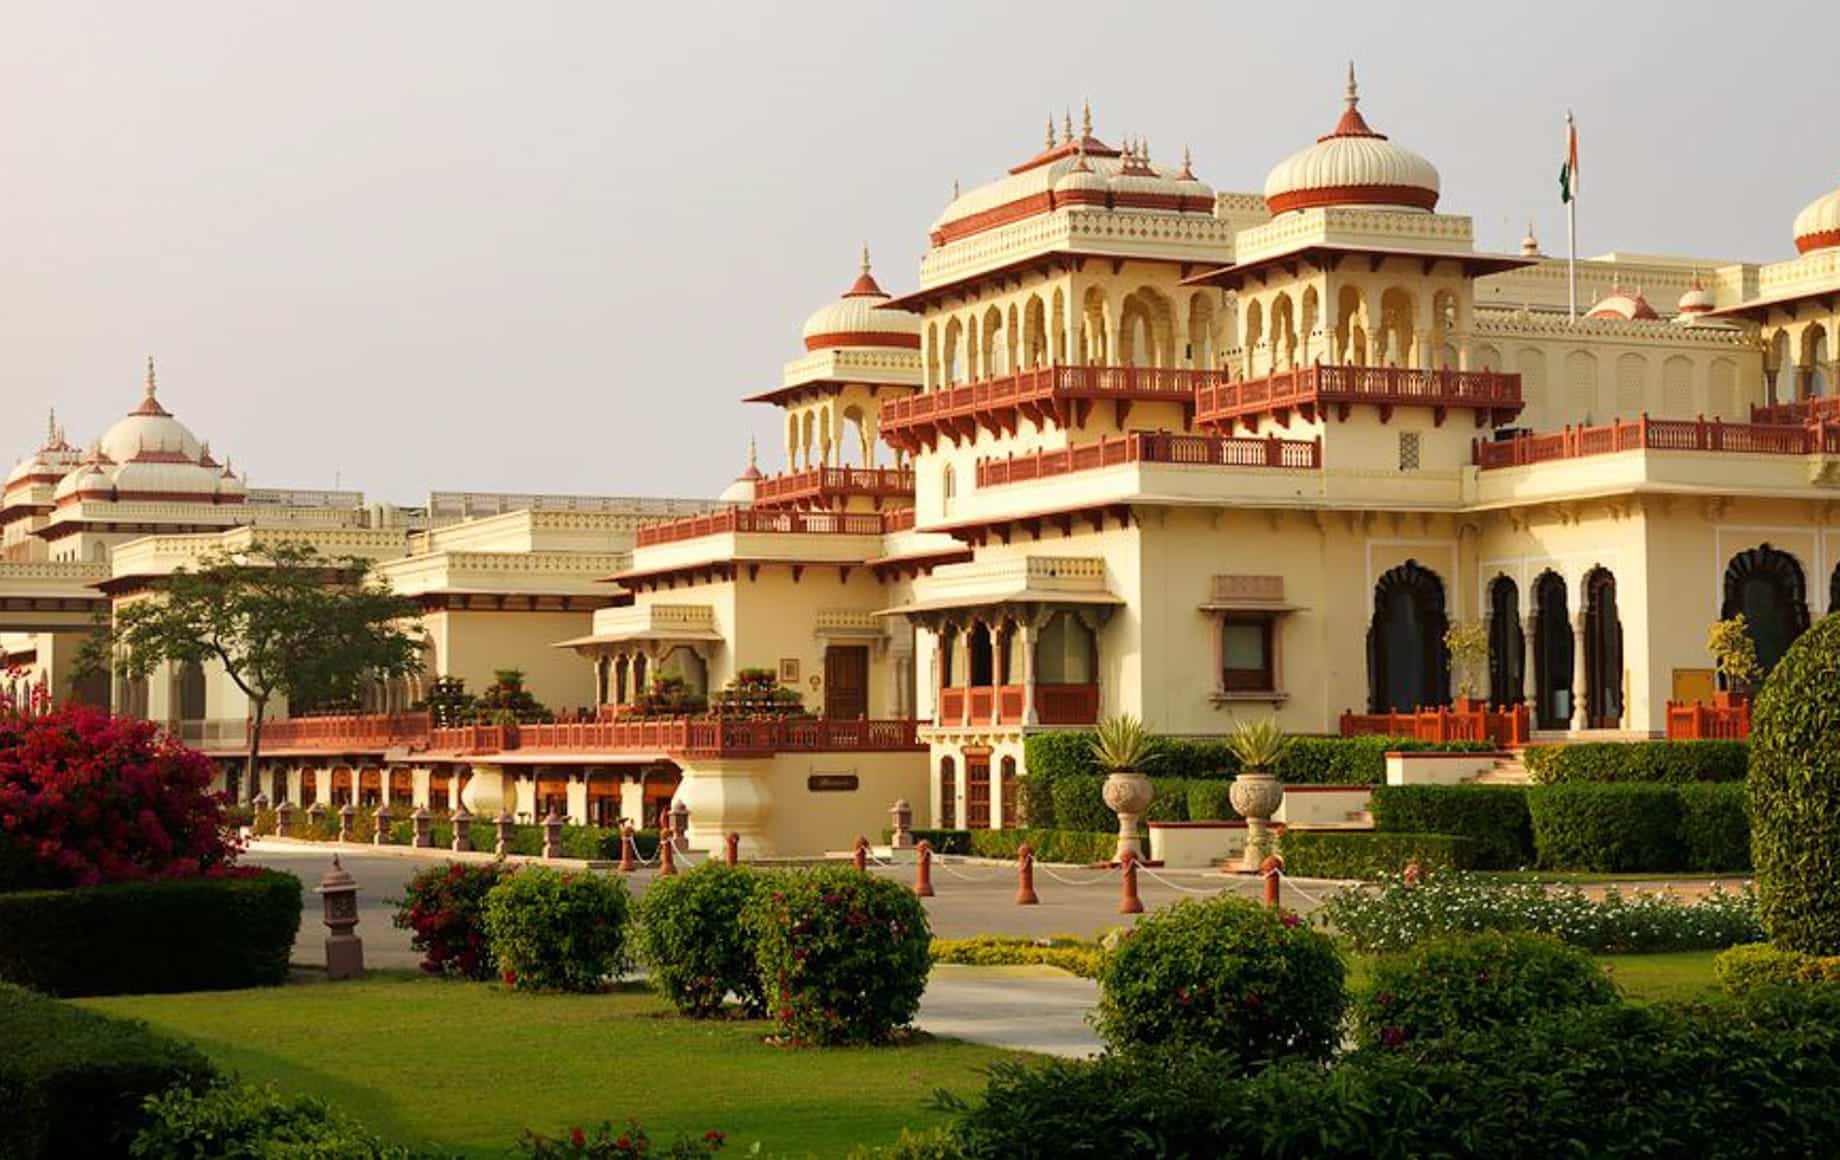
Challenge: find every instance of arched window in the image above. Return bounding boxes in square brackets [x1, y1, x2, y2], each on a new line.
[938, 625, 958, 687]
[1487, 576, 1523, 707]
[1583, 568, 1623, 729]
[1722, 544, 1811, 676]
[177, 660, 207, 722]
[613, 655, 630, 705]
[1531, 571, 1572, 729]
[938, 757, 957, 829]
[659, 646, 708, 696]
[999, 756, 1019, 828]
[966, 622, 995, 687]
[1366, 561, 1450, 713]
[1036, 612, 1096, 685]
[631, 653, 649, 698]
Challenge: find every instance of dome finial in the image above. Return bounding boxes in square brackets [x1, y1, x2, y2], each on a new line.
[1345, 60, 1359, 110]
[1062, 108, 1073, 145]
[1521, 220, 1540, 257]
[1045, 115, 1056, 150]
[45, 407, 57, 448]
[747, 436, 758, 472]
[1180, 145, 1195, 180]
[860, 242, 871, 276]
[952, 177, 960, 199]
[145, 355, 157, 399]
[1081, 99, 1092, 138]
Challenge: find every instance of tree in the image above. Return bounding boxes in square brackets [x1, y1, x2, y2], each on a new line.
[77, 541, 425, 793]
[1443, 621, 1491, 701]
[1707, 614, 1764, 698]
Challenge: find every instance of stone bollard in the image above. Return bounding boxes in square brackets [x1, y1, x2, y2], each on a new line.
[724, 832, 739, 866]
[252, 792, 269, 825]
[494, 812, 514, 858]
[853, 835, 869, 873]
[412, 807, 432, 849]
[374, 803, 392, 846]
[618, 825, 636, 872]
[542, 807, 563, 860]
[889, 799, 914, 849]
[315, 855, 365, 980]
[307, 801, 327, 835]
[1119, 851, 1144, 915]
[452, 806, 475, 852]
[913, 840, 935, 898]
[337, 802, 355, 843]
[1015, 842, 1039, 905]
[658, 834, 677, 877]
[1262, 854, 1284, 909]
[669, 801, 690, 852]
[275, 799, 295, 838]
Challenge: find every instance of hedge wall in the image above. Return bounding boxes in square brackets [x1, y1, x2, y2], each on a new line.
[1279, 831, 1477, 880]
[0, 983, 216, 1159]
[1677, 783, 1752, 873]
[1369, 785, 1533, 869]
[1526, 784, 1687, 873]
[1749, 613, 1840, 954]
[0, 870, 302, 997]
[1524, 740, 1749, 784]
[903, 829, 1130, 864]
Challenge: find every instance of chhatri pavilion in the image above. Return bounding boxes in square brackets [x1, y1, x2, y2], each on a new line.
[3, 68, 1836, 854]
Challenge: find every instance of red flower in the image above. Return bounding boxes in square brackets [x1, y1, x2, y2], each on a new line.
[502, 969, 518, 986]
[570, 1126, 586, 1148]
[704, 1129, 726, 1142]
[1279, 912, 1301, 928]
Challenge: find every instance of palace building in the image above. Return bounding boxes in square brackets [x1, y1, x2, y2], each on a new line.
[3, 68, 1836, 855]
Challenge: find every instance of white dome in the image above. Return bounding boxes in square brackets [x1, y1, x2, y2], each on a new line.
[53, 457, 113, 503]
[1106, 143, 1193, 213]
[5, 413, 81, 489]
[100, 362, 206, 465]
[1677, 283, 1716, 315]
[1794, 184, 1840, 254]
[1264, 66, 1440, 216]
[111, 457, 228, 500]
[800, 250, 921, 352]
[1052, 153, 1111, 202]
[1586, 290, 1661, 322]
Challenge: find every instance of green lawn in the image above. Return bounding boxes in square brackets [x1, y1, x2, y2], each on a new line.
[82, 972, 1020, 1159]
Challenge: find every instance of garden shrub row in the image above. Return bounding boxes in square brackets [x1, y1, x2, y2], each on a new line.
[1713, 944, 1840, 994]
[0, 870, 302, 997]
[900, 829, 1141, 864]
[906, 987, 1840, 1159]
[1369, 784, 1533, 869]
[930, 936, 1104, 978]
[1524, 739, 1748, 784]
[1020, 732, 1493, 826]
[1278, 831, 1477, 879]
[0, 981, 216, 1159]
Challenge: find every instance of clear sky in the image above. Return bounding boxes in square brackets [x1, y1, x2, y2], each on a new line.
[0, 1, 1827, 503]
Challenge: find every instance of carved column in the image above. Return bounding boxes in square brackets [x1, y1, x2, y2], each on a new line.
[1570, 609, 1590, 734]
[1521, 618, 1539, 709]
[1021, 620, 1041, 727]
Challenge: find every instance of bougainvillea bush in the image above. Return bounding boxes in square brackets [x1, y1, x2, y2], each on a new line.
[393, 861, 516, 980]
[0, 700, 239, 891]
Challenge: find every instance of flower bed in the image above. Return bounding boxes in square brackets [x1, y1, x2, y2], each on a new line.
[1318, 872, 1763, 954]
[930, 935, 1105, 978]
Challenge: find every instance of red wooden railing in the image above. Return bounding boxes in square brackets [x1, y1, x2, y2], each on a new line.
[1339, 703, 1531, 748]
[1195, 365, 1522, 426]
[1753, 397, 1840, 426]
[880, 365, 1223, 435]
[635, 507, 889, 547]
[1476, 415, 1840, 469]
[938, 683, 1099, 726]
[1665, 700, 1750, 740]
[752, 466, 915, 507]
[881, 507, 916, 532]
[976, 430, 1321, 487]
[259, 712, 432, 750]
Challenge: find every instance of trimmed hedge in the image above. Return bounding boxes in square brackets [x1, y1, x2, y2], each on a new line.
[1524, 740, 1749, 784]
[1279, 831, 1476, 880]
[0, 982, 216, 1159]
[1185, 780, 1238, 821]
[1749, 613, 1840, 954]
[898, 829, 1124, 864]
[1678, 782, 1752, 873]
[1049, 776, 1194, 834]
[1526, 783, 1686, 872]
[1369, 785, 1532, 869]
[1713, 944, 1840, 994]
[1352, 931, 1618, 1048]
[0, 870, 302, 996]
[932, 936, 1104, 978]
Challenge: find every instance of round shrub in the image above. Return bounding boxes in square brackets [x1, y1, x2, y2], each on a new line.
[482, 867, 632, 992]
[1093, 896, 1344, 1066]
[0, 869, 301, 996]
[637, 862, 766, 1017]
[1352, 930, 1617, 1048]
[132, 1081, 427, 1159]
[393, 861, 516, 980]
[0, 702, 238, 890]
[1748, 614, 1840, 953]
[1713, 943, 1840, 994]
[741, 866, 931, 1045]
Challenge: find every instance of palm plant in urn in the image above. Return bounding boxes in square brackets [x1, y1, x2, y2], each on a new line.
[1090, 715, 1161, 864]
[1226, 718, 1291, 872]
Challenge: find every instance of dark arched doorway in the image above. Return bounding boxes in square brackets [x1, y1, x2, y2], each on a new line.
[1532, 571, 1573, 730]
[1722, 544, 1811, 677]
[1832, 563, 1839, 616]
[1366, 561, 1450, 713]
[1583, 568, 1624, 730]
[1487, 576, 1524, 707]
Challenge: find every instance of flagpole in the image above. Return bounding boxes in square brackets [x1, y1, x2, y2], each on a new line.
[1566, 110, 1577, 322]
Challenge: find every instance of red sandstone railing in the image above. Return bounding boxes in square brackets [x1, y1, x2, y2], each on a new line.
[1476, 415, 1839, 469]
[1340, 703, 1530, 748]
[635, 507, 888, 547]
[1196, 365, 1522, 427]
[976, 430, 1320, 487]
[1665, 700, 1750, 740]
[259, 712, 433, 750]
[1753, 397, 1840, 426]
[880, 365, 1222, 435]
[938, 683, 1099, 726]
[881, 507, 917, 533]
[752, 466, 915, 507]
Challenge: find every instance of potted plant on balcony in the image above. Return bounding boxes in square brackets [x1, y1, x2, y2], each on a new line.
[1225, 717, 1291, 873]
[711, 668, 806, 720]
[630, 674, 709, 718]
[1090, 715, 1162, 864]
[1443, 621, 1491, 713]
[1707, 615, 1763, 707]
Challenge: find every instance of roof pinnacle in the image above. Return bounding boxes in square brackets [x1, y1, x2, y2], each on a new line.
[1345, 60, 1359, 109]
[860, 242, 871, 276]
[1062, 109, 1073, 145]
[1045, 115, 1056, 149]
[45, 407, 57, 448]
[1180, 145, 1195, 180]
[1081, 99, 1092, 138]
[145, 355, 157, 399]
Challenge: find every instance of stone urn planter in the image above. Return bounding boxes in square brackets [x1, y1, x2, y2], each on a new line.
[1229, 770, 1284, 873]
[1102, 770, 1155, 864]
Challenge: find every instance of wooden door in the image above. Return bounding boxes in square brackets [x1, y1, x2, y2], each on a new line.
[824, 646, 869, 720]
[965, 758, 991, 829]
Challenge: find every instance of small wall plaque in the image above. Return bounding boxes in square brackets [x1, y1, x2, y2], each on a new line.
[807, 773, 859, 793]
[779, 658, 799, 683]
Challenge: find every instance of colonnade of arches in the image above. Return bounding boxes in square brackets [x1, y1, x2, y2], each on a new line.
[595, 645, 710, 709]
[936, 610, 1098, 690]
[786, 402, 880, 470]
[1765, 320, 1834, 402]
[935, 752, 1019, 830]
[922, 283, 1221, 390]
[1243, 279, 1472, 381]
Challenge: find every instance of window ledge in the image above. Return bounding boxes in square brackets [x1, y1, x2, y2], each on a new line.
[1211, 689, 1290, 706]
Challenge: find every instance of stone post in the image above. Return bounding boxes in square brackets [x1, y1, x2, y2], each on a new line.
[306, 801, 327, 835]
[1015, 843, 1039, 905]
[1262, 854, 1284, 908]
[373, 803, 392, 846]
[724, 832, 740, 865]
[542, 807, 563, 860]
[914, 840, 934, 898]
[452, 806, 474, 852]
[669, 801, 690, 852]
[337, 802, 355, 843]
[275, 799, 295, 838]
[494, 812, 514, 858]
[1118, 850, 1144, 915]
[617, 824, 636, 872]
[853, 835, 869, 873]
[412, 807, 432, 849]
[315, 856, 365, 980]
[889, 799, 914, 848]
[1571, 609, 1590, 733]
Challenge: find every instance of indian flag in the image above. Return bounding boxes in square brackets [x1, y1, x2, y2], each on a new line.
[1560, 114, 1579, 204]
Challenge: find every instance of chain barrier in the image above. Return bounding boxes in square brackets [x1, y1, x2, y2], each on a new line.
[932, 858, 1010, 883]
[1275, 871, 1325, 910]
[1034, 862, 1117, 887]
[1135, 864, 1234, 896]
